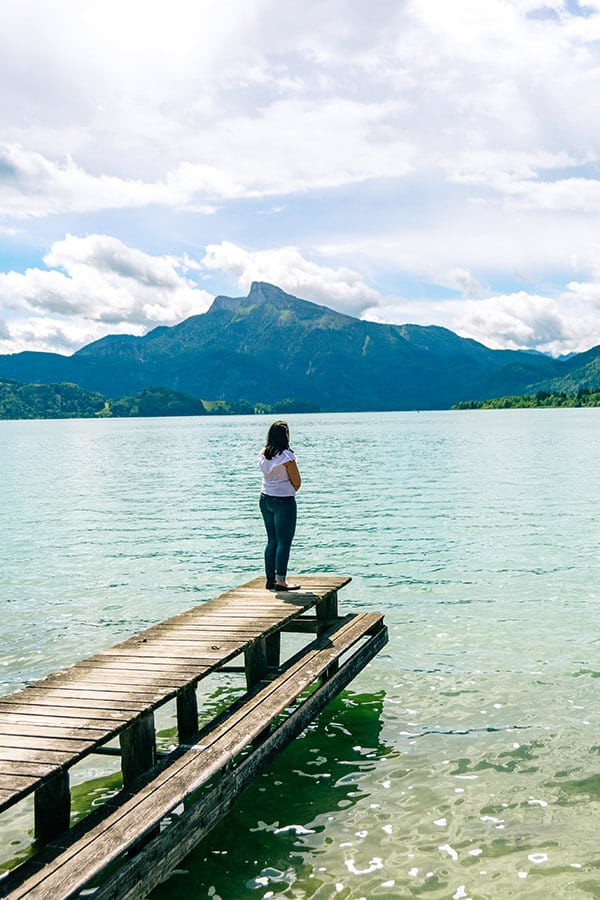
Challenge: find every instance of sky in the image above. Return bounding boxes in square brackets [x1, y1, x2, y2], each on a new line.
[2, 0, 600, 357]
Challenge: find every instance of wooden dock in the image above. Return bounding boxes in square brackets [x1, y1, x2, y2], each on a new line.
[0, 576, 387, 899]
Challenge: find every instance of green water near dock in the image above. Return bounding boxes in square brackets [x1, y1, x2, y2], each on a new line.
[1, 411, 599, 897]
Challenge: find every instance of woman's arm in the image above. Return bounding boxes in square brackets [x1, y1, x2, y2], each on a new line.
[284, 460, 301, 491]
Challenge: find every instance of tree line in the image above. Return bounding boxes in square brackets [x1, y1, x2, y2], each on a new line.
[453, 388, 600, 409]
[0, 379, 320, 420]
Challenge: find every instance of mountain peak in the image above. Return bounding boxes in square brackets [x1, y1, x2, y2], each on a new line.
[209, 281, 297, 313]
[247, 281, 291, 303]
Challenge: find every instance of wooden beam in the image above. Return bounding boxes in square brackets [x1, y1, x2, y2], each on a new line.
[281, 616, 318, 634]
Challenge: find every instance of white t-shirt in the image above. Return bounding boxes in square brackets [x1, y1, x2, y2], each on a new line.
[258, 449, 297, 497]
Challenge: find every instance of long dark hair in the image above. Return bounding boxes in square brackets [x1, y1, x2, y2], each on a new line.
[264, 420, 290, 460]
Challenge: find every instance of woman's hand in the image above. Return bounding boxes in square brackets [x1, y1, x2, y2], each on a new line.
[284, 460, 301, 491]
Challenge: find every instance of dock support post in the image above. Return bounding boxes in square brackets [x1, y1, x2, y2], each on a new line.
[177, 684, 199, 744]
[120, 711, 156, 786]
[245, 637, 268, 689]
[316, 590, 338, 635]
[34, 770, 70, 845]
[266, 631, 281, 668]
[317, 590, 340, 679]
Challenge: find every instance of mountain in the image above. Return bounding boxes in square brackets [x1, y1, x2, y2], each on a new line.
[537, 345, 600, 394]
[0, 281, 596, 410]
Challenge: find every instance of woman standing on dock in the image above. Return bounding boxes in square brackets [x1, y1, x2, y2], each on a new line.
[258, 420, 301, 591]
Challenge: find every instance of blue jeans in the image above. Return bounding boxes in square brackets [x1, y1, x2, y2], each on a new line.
[259, 493, 297, 581]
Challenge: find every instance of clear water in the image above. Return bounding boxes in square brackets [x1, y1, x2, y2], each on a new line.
[1, 411, 598, 898]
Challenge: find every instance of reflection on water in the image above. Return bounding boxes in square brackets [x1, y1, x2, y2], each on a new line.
[150, 691, 391, 900]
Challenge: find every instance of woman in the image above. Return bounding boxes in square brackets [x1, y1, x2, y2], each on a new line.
[258, 420, 301, 591]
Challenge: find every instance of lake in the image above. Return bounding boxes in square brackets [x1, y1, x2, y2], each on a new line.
[1, 410, 598, 898]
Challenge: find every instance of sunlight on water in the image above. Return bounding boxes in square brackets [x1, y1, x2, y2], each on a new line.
[1, 410, 599, 897]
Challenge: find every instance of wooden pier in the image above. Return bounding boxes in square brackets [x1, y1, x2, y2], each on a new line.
[0, 576, 387, 899]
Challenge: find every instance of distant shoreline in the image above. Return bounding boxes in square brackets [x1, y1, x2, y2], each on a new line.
[0, 378, 320, 421]
[453, 389, 600, 410]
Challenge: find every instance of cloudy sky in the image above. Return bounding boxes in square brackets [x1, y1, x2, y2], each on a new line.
[2, 0, 600, 357]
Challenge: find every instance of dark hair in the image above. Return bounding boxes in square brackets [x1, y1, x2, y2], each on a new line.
[264, 420, 290, 460]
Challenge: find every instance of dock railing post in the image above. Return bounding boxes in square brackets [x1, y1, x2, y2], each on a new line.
[34, 770, 70, 845]
[120, 711, 157, 786]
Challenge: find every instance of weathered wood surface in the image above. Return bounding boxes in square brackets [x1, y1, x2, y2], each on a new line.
[0, 576, 350, 814]
[1, 611, 386, 900]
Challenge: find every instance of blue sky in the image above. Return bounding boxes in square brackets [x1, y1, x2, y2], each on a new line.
[2, 0, 600, 356]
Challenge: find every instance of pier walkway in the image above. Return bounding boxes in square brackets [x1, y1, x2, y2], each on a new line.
[0, 576, 387, 899]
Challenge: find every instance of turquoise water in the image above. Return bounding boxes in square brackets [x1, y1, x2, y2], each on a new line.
[1, 410, 599, 898]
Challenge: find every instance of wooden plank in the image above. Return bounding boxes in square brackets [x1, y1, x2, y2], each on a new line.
[17, 677, 170, 697]
[0, 748, 74, 765]
[0, 760, 59, 778]
[12, 680, 176, 700]
[8, 688, 163, 704]
[103, 635, 245, 649]
[0, 735, 92, 753]
[0, 696, 147, 713]
[0, 774, 38, 791]
[2, 613, 382, 900]
[119, 637, 244, 649]
[43, 670, 183, 688]
[0, 703, 131, 723]
[5, 671, 176, 691]
[97, 649, 232, 664]
[72, 659, 210, 675]
[38, 662, 203, 683]
[0, 720, 107, 740]
[204, 598, 311, 607]
[145, 627, 258, 637]
[32, 672, 176, 693]
[170, 611, 297, 621]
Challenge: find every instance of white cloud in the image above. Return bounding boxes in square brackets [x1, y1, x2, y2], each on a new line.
[453, 291, 577, 352]
[502, 177, 600, 211]
[0, 144, 239, 218]
[3, 1, 600, 356]
[363, 288, 600, 356]
[0, 316, 140, 356]
[1, 0, 599, 222]
[202, 241, 380, 314]
[0, 234, 213, 352]
[198, 98, 416, 196]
